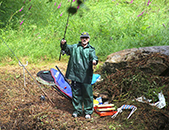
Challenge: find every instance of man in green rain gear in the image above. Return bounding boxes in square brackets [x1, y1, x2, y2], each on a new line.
[61, 32, 98, 119]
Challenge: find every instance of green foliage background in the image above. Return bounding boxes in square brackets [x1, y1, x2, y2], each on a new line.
[0, 0, 169, 65]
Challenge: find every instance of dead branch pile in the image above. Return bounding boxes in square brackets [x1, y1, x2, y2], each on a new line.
[93, 52, 169, 129]
[94, 52, 169, 102]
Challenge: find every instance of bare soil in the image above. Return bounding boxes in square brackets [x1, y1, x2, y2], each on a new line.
[0, 60, 169, 130]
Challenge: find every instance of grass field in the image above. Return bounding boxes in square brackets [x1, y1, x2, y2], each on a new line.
[0, 0, 169, 65]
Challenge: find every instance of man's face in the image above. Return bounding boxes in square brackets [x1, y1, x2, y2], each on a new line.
[80, 37, 90, 45]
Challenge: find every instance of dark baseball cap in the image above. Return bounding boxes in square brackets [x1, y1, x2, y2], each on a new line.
[80, 32, 90, 38]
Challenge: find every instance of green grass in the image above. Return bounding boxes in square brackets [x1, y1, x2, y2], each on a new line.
[0, 0, 169, 65]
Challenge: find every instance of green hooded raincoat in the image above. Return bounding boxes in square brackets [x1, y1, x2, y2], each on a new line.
[62, 42, 98, 84]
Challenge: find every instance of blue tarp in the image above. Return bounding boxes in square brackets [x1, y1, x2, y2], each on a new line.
[50, 68, 101, 100]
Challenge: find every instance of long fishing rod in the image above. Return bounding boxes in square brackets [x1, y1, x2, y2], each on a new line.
[0, 37, 55, 106]
[59, 0, 73, 61]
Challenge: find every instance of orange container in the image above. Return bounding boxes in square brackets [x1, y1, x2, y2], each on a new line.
[94, 104, 117, 117]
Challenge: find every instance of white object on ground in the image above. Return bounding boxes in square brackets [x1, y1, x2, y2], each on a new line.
[135, 91, 166, 109]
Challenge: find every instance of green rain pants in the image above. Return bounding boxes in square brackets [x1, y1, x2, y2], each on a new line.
[71, 81, 93, 116]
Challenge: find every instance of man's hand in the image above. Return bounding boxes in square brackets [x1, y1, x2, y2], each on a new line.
[59, 39, 66, 61]
[93, 60, 97, 65]
[61, 39, 66, 45]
